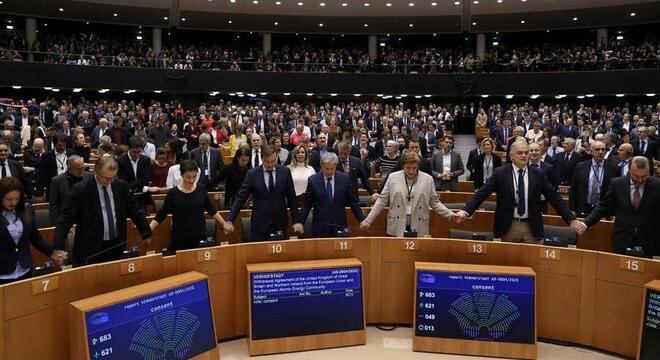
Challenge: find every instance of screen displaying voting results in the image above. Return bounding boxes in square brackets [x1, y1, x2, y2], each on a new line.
[639, 287, 660, 360]
[250, 267, 364, 340]
[415, 271, 535, 344]
[84, 280, 216, 360]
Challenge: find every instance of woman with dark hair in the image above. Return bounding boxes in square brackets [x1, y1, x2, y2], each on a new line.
[165, 138, 182, 165]
[218, 146, 250, 209]
[73, 133, 91, 163]
[150, 147, 172, 189]
[150, 159, 230, 251]
[0, 177, 67, 284]
[472, 138, 503, 189]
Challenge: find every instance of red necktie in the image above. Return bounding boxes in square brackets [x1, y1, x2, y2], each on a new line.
[632, 186, 641, 211]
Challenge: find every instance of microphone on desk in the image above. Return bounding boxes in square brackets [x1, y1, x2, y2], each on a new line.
[322, 223, 352, 237]
[85, 240, 130, 265]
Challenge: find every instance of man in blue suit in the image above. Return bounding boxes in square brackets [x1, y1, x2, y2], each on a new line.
[457, 139, 581, 243]
[225, 145, 298, 242]
[294, 153, 365, 237]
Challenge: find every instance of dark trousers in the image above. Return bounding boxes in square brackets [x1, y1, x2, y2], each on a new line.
[250, 220, 286, 242]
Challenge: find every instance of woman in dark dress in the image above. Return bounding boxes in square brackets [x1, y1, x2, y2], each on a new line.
[0, 177, 67, 284]
[149, 160, 229, 251]
[217, 146, 250, 209]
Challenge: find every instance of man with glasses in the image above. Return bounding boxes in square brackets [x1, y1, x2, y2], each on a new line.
[569, 141, 619, 217]
[53, 157, 152, 266]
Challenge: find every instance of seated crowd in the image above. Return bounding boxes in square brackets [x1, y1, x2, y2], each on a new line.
[0, 95, 658, 283]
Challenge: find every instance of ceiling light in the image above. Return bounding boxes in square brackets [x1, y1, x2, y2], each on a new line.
[572, 17, 578, 21]
[43, 87, 52, 90]
[11, 86, 21, 89]
[415, 95, 422, 99]
[163, 16, 168, 20]
[492, 41, 499, 46]
[481, 95, 489, 98]
[364, 2, 370, 6]
[472, 22, 476, 26]
[616, 35, 624, 40]
[497, 0, 502, 3]
[377, 94, 384, 97]
[424, 95, 431, 98]
[320, 2, 326, 6]
[306, 93, 314, 96]
[364, 23, 368, 27]
[181, 18, 186, 21]
[646, 93, 656, 97]
[98, 89, 109, 93]
[520, 20, 526, 24]
[154, 90, 162, 94]
[283, 93, 291, 96]
[521, 0, 527, 2]
[330, 93, 338, 96]
[72, 88, 83, 92]
[585, 94, 594, 97]
[409, 24, 414, 27]
[615, 94, 625, 97]
[59, 8, 64, 12]
[630, 12, 636, 16]
[400, 94, 408, 98]
[228, 93, 236, 96]
[276, 1, 282, 4]
[473, 0, 479, 4]
[385, 2, 392, 6]
[230, 0, 236, 2]
[113, 13, 118, 17]
[253, 0, 259, 4]
[530, 95, 540, 99]
[319, 23, 323, 27]
[432, 2, 437, 6]
[408, 2, 415, 6]
[86, 21, 89, 25]
[380, 42, 385, 47]
[577, 95, 585, 99]
[505, 95, 514, 99]
[259, 92, 268, 95]
[274, 21, 278, 25]
[136, 36, 143, 40]
[454, 1, 460, 4]
[247, 93, 257, 97]
[342, 2, 348, 6]
[354, 94, 361, 97]
[51, 88, 60, 92]
[555, 94, 566, 99]
[298, 2, 303, 5]
[5, 25, 13, 30]
[228, 20, 233, 23]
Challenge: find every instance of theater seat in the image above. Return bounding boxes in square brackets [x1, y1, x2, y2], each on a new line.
[543, 225, 577, 246]
[241, 217, 251, 242]
[35, 209, 52, 228]
[154, 199, 164, 213]
[205, 219, 216, 241]
[302, 214, 313, 238]
[480, 201, 496, 211]
[359, 195, 372, 207]
[449, 229, 494, 241]
[443, 203, 466, 210]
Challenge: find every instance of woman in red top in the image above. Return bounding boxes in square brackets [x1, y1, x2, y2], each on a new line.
[150, 147, 172, 190]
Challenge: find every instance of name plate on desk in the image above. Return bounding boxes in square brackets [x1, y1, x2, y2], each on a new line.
[467, 243, 487, 254]
[247, 258, 366, 356]
[266, 242, 286, 255]
[334, 240, 353, 251]
[638, 280, 660, 360]
[413, 262, 537, 359]
[619, 258, 645, 273]
[197, 249, 218, 262]
[401, 240, 419, 251]
[32, 276, 59, 295]
[119, 260, 143, 275]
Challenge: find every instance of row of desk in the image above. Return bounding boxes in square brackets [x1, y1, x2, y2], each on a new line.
[2, 235, 658, 359]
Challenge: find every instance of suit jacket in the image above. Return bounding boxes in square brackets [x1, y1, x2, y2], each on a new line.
[1, 159, 25, 183]
[554, 151, 584, 185]
[298, 172, 365, 237]
[365, 170, 454, 237]
[632, 139, 658, 163]
[495, 126, 514, 151]
[227, 165, 297, 240]
[465, 148, 480, 181]
[48, 172, 90, 225]
[37, 149, 77, 195]
[336, 155, 374, 195]
[309, 147, 335, 172]
[430, 150, 464, 191]
[529, 161, 558, 189]
[191, 147, 225, 189]
[91, 127, 110, 147]
[117, 154, 152, 196]
[584, 176, 660, 256]
[569, 160, 619, 216]
[374, 140, 387, 159]
[464, 165, 575, 238]
[421, 132, 437, 154]
[23, 149, 44, 168]
[53, 177, 151, 265]
[472, 153, 503, 189]
[0, 205, 53, 275]
[560, 125, 579, 139]
[377, 154, 433, 194]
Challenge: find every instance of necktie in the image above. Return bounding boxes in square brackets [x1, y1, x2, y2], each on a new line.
[202, 151, 209, 180]
[517, 169, 525, 217]
[326, 177, 333, 203]
[268, 170, 275, 193]
[532, 163, 539, 168]
[254, 150, 260, 168]
[504, 128, 508, 140]
[565, 153, 570, 162]
[0, 163, 6, 178]
[552, 147, 557, 157]
[640, 140, 646, 154]
[632, 186, 641, 211]
[102, 186, 116, 240]
[343, 161, 350, 174]
[590, 163, 601, 205]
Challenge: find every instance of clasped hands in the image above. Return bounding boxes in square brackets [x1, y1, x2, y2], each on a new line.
[570, 220, 587, 235]
[50, 250, 68, 266]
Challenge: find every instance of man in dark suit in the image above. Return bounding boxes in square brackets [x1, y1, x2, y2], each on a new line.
[91, 118, 110, 147]
[336, 141, 375, 200]
[457, 139, 579, 243]
[310, 133, 335, 171]
[225, 145, 298, 242]
[38, 102, 54, 128]
[430, 135, 464, 191]
[560, 118, 579, 139]
[248, 133, 264, 169]
[465, 136, 483, 181]
[373, 130, 390, 159]
[569, 141, 619, 217]
[366, 111, 383, 140]
[577, 157, 660, 257]
[37, 133, 76, 196]
[294, 153, 365, 238]
[528, 142, 558, 189]
[554, 138, 584, 185]
[53, 157, 152, 266]
[48, 155, 88, 225]
[632, 126, 658, 165]
[494, 118, 514, 151]
[191, 133, 224, 190]
[0, 143, 25, 184]
[118, 136, 158, 215]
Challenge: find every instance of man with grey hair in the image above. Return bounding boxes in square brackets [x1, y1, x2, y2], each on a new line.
[616, 143, 634, 176]
[294, 152, 365, 237]
[191, 132, 224, 189]
[570, 141, 619, 217]
[577, 156, 660, 257]
[249, 133, 263, 168]
[555, 137, 584, 185]
[633, 126, 658, 164]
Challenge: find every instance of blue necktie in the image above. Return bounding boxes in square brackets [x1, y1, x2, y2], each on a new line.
[517, 170, 525, 217]
[268, 170, 275, 193]
[326, 177, 333, 203]
[102, 186, 116, 240]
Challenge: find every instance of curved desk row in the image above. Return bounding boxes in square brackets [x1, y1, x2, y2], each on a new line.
[3, 235, 657, 359]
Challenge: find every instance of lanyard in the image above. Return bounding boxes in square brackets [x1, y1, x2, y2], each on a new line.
[56, 154, 67, 171]
[591, 163, 603, 185]
[405, 174, 418, 202]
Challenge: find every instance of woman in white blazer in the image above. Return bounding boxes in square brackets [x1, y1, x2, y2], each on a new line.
[361, 152, 458, 237]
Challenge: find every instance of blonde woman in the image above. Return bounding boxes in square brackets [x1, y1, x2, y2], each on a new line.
[228, 125, 247, 157]
[288, 144, 316, 206]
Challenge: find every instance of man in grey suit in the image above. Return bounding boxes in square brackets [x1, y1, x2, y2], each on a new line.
[48, 155, 88, 225]
[430, 135, 464, 191]
[191, 133, 224, 190]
